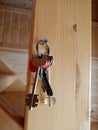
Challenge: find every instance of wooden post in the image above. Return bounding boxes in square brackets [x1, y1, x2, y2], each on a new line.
[24, 0, 91, 130]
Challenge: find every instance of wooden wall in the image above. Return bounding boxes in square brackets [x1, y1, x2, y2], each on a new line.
[0, 6, 31, 50]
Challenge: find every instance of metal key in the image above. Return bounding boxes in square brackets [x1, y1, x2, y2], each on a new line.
[43, 69, 56, 107]
[40, 69, 56, 107]
[40, 55, 54, 93]
[25, 55, 48, 110]
[41, 69, 53, 96]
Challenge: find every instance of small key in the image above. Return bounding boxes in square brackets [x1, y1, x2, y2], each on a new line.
[43, 69, 54, 107]
[42, 69, 53, 96]
[25, 55, 48, 110]
[40, 69, 56, 107]
[39, 55, 54, 94]
[43, 69, 56, 107]
[40, 69, 53, 96]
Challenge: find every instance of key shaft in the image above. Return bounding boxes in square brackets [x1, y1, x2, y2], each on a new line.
[29, 67, 40, 110]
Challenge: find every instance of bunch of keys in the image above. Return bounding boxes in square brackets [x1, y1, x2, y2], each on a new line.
[25, 39, 56, 110]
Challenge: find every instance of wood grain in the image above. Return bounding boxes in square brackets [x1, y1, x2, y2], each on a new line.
[0, 0, 32, 10]
[24, 0, 91, 130]
[0, 7, 31, 49]
[0, 92, 25, 117]
[76, 0, 91, 129]
[11, 12, 21, 47]
[91, 58, 98, 121]
[92, 0, 98, 22]
[5, 79, 25, 92]
[0, 51, 28, 85]
[0, 59, 26, 92]
[92, 22, 98, 121]
[0, 74, 18, 92]
[91, 122, 98, 130]
[0, 103, 23, 130]
[92, 22, 98, 57]
[0, 10, 4, 44]
[2, 11, 12, 45]
[0, 4, 31, 14]
[0, 60, 12, 73]
[19, 14, 31, 49]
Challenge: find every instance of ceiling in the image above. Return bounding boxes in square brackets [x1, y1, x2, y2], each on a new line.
[0, 0, 32, 10]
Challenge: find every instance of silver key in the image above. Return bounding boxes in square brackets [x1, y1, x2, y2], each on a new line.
[26, 55, 48, 110]
[41, 69, 56, 107]
[45, 69, 55, 107]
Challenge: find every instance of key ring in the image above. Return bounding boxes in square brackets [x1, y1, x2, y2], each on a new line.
[36, 39, 50, 56]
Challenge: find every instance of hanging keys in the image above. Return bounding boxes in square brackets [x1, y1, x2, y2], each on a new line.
[25, 39, 56, 110]
[25, 55, 48, 110]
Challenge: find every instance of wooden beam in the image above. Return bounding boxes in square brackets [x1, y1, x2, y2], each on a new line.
[0, 4, 32, 15]
[0, 47, 28, 53]
[24, 0, 91, 130]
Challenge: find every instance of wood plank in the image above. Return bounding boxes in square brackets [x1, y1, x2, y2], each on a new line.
[0, 59, 26, 92]
[0, 10, 4, 44]
[24, 0, 91, 130]
[5, 79, 25, 92]
[0, 8, 31, 49]
[25, 0, 76, 129]
[92, 1, 98, 22]
[0, 92, 25, 117]
[0, 60, 12, 73]
[0, 47, 28, 53]
[0, 0, 32, 10]
[11, 13, 21, 48]
[92, 58, 98, 89]
[0, 104, 23, 130]
[0, 74, 18, 92]
[91, 122, 98, 130]
[91, 105, 98, 121]
[92, 23, 98, 57]
[0, 4, 32, 15]
[2, 11, 12, 46]
[19, 14, 31, 49]
[0, 51, 28, 85]
[76, 0, 91, 129]
[91, 58, 98, 120]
